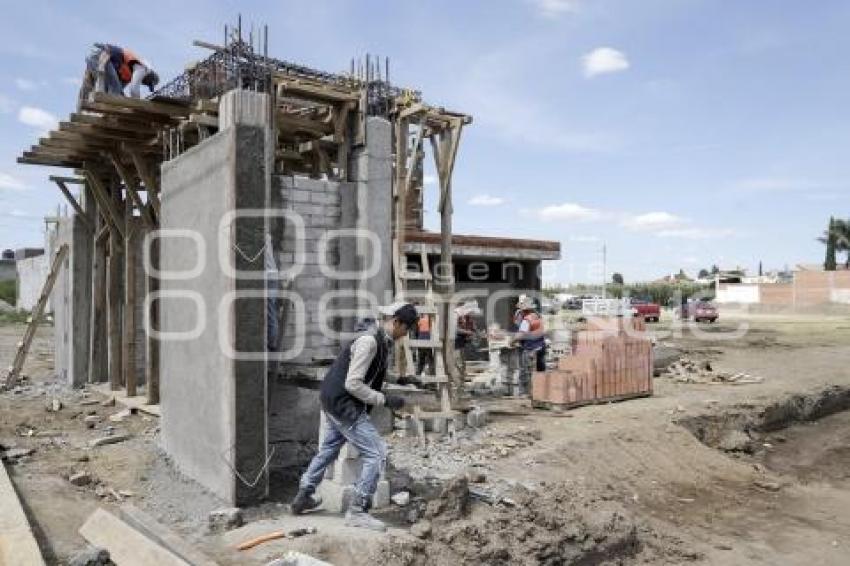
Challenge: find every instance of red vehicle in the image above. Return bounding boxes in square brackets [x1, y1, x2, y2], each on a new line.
[629, 299, 661, 322]
[680, 301, 718, 323]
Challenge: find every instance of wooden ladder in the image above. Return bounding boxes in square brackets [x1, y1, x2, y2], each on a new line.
[397, 250, 455, 441]
[4, 244, 69, 389]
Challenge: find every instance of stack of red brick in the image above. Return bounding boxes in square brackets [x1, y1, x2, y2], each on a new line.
[532, 317, 653, 408]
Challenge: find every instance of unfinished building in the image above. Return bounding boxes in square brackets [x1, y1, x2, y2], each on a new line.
[13, 25, 560, 506]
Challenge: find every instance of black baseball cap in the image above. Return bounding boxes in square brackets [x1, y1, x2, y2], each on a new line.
[379, 302, 419, 327]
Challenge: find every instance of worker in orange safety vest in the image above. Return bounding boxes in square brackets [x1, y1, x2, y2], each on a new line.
[79, 43, 160, 108]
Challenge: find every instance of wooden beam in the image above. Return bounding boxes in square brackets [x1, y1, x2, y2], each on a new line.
[79, 508, 188, 566]
[80, 101, 178, 124]
[84, 170, 126, 239]
[128, 150, 161, 217]
[92, 92, 191, 118]
[53, 179, 94, 231]
[49, 175, 85, 185]
[110, 153, 154, 228]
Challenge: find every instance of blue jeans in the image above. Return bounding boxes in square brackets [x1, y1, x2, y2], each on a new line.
[86, 49, 123, 95]
[300, 411, 387, 508]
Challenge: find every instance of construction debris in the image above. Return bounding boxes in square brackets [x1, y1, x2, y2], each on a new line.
[208, 507, 244, 533]
[89, 433, 131, 447]
[67, 546, 113, 566]
[661, 356, 764, 384]
[69, 471, 93, 486]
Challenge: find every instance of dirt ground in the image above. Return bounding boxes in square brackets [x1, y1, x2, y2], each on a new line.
[2, 309, 850, 565]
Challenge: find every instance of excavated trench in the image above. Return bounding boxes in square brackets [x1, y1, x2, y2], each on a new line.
[679, 385, 850, 478]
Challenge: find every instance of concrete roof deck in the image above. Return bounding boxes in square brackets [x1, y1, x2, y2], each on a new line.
[403, 230, 561, 261]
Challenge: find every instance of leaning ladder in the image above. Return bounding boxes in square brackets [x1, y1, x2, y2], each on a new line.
[397, 249, 455, 440]
[4, 244, 69, 389]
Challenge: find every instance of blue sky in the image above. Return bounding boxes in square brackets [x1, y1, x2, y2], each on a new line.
[1, 0, 848, 284]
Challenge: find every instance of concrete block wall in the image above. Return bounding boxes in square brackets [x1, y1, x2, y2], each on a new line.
[276, 176, 348, 368]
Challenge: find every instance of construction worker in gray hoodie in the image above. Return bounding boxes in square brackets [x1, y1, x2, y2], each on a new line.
[290, 302, 417, 531]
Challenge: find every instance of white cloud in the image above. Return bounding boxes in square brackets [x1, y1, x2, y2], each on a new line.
[622, 211, 684, 231]
[657, 227, 735, 240]
[582, 47, 630, 78]
[14, 78, 39, 91]
[568, 235, 600, 243]
[18, 106, 58, 131]
[0, 173, 26, 191]
[536, 202, 601, 222]
[62, 77, 82, 87]
[529, 0, 579, 19]
[423, 174, 437, 186]
[468, 194, 506, 206]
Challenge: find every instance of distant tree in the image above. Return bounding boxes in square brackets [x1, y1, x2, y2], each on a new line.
[698, 268, 710, 279]
[758, 261, 763, 276]
[820, 216, 839, 271]
[612, 272, 624, 285]
[710, 264, 720, 274]
[674, 268, 689, 281]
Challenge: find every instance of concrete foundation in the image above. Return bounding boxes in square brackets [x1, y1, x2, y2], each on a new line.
[160, 92, 269, 505]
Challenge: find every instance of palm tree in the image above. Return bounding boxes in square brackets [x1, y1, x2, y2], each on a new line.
[820, 218, 850, 269]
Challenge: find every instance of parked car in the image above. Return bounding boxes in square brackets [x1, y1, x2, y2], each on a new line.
[629, 299, 661, 322]
[540, 298, 558, 315]
[563, 297, 582, 310]
[679, 301, 718, 323]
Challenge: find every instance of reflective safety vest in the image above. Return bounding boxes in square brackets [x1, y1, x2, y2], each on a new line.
[417, 316, 431, 336]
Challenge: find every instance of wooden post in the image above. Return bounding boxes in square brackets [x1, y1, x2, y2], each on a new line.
[107, 184, 124, 391]
[123, 202, 137, 397]
[128, 149, 161, 404]
[90, 220, 108, 383]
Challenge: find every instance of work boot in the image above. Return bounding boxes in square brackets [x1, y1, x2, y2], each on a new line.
[290, 488, 322, 515]
[345, 504, 387, 532]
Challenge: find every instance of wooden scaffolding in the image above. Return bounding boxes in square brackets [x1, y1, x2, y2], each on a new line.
[16, 27, 472, 416]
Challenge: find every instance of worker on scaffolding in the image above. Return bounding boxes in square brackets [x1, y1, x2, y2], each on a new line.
[512, 295, 545, 395]
[290, 303, 418, 531]
[78, 43, 160, 108]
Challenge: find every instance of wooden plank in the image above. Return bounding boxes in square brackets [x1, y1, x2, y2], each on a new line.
[92, 92, 190, 118]
[119, 504, 217, 566]
[0, 461, 46, 566]
[5, 244, 69, 389]
[79, 508, 189, 566]
[80, 101, 178, 124]
[17, 155, 83, 168]
[53, 179, 94, 232]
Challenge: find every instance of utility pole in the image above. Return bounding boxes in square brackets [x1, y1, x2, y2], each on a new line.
[601, 243, 607, 300]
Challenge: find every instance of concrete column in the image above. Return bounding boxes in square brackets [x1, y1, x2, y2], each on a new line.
[346, 117, 394, 309]
[52, 213, 93, 387]
[160, 89, 269, 505]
